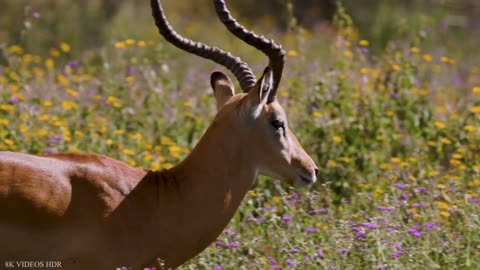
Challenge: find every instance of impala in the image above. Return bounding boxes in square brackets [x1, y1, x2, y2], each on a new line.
[0, 0, 318, 269]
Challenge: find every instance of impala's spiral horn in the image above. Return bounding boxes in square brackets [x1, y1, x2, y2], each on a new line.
[213, 0, 286, 102]
[150, 0, 257, 92]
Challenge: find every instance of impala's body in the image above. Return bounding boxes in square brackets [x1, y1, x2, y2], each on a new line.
[0, 0, 317, 269]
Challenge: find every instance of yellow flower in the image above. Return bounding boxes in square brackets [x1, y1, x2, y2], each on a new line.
[344, 50, 353, 58]
[279, 90, 289, 98]
[163, 163, 174, 169]
[440, 137, 452, 145]
[441, 56, 449, 63]
[360, 68, 370, 75]
[452, 153, 463, 159]
[392, 64, 401, 71]
[390, 157, 401, 164]
[312, 112, 322, 118]
[125, 39, 136, 45]
[410, 47, 420, 53]
[423, 54, 432, 62]
[358, 40, 369, 46]
[440, 211, 450, 217]
[137, 40, 147, 47]
[60, 42, 71, 53]
[332, 136, 342, 143]
[115, 42, 126, 49]
[45, 58, 55, 70]
[161, 136, 175, 146]
[62, 101, 78, 111]
[66, 88, 78, 97]
[122, 149, 135, 156]
[50, 48, 60, 57]
[287, 50, 298, 57]
[183, 101, 193, 107]
[470, 106, 480, 113]
[126, 76, 135, 83]
[464, 125, 476, 132]
[434, 121, 446, 129]
[327, 160, 338, 168]
[473, 86, 480, 95]
[4, 139, 15, 146]
[0, 119, 9, 126]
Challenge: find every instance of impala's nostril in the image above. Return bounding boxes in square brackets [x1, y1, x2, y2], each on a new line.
[314, 168, 319, 176]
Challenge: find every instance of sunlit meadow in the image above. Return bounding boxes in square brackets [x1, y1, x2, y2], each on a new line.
[1, 2, 480, 270]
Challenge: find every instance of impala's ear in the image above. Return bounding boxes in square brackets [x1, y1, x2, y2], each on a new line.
[244, 67, 273, 119]
[211, 71, 235, 111]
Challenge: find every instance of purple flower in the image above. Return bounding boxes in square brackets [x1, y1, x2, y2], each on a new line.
[214, 265, 223, 270]
[33, 12, 40, 19]
[391, 251, 403, 259]
[412, 203, 427, 208]
[356, 233, 366, 240]
[224, 229, 237, 236]
[424, 222, 438, 231]
[42, 148, 55, 154]
[400, 193, 410, 200]
[247, 217, 265, 223]
[304, 226, 318, 234]
[469, 197, 479, 204]
[289, 248, 300, 254]
[267, 257, 277, 265]
[281, 215, 291, 222]
[338, 248, 348, 255]
[360, 47, 369, 54]
[226, 242, 240, 248]
[49, 134, 64, 144]
[408, 227, 423, 237]
[67, 60, 81, 68]
[378, 265, 385, 270]
[308, 209, 328, 215]
[316, 250, 324, 259]
[8, 97, 20, 104]
[363, 222, 378, 229]
[415, 187, 428, 194]
[394, 182, 406, 189]
[386, 228, 395, 233]
[285, 259, 296, 266]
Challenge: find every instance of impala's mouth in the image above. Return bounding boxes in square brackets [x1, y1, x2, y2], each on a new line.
[298, 174, 316, 185]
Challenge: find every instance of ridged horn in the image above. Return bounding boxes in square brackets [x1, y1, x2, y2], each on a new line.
[150, 0, 257, 92]
[213, 0, 286, 102]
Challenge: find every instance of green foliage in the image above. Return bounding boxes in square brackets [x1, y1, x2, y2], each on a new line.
[1, 1, 480, 270]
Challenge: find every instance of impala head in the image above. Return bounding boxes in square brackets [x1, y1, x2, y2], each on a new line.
[151, 0, 318, 186]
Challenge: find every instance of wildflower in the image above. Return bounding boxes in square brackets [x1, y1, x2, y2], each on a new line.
[267, 257, 277, 265]
[338, 248, 348, 255]
[33, 12, 40, 19]
[394, 182, 406, 189]
[224, 229, 237, 236]
[363, 222, 378, 229]
[308, 209, 328, 215]
[226, 242, 240, 248]
[332, 136, 342, 143]
[214, 265, 223, 270]
[423, 54, 432, 62]
[215, 241, 224, 246]
[473, 86, 480, 95]
[49, 135, 64, 144]
[285, 258, 296, 266]
[43, 148, 55, 154]
[471, 106, 480, 113]
[281, 215, 291, 222]
[391, 251, 403, 259]
[400, 193, 410, 200]
[288, 50, 298, 57]
[408, 225, 423, 237]
[410, 47, 420, 53]
[434, 121, 446, 129]
[59, 42, 71, 53]
[289, 249, 299, 254]
[412, 203, 427, 208]
[8, 97, 20, 105]
[359, 40, 369, 46]
[115, 42, 126, 49]
[304, 227, 318, 234]
[424, 222, 438, 230]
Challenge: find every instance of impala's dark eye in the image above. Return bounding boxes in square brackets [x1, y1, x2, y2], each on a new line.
[271, 119, 285, 130]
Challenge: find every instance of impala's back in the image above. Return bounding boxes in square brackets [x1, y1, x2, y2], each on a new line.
[0, 151, 148, 268]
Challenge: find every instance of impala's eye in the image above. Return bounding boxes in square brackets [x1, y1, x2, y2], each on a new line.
[271, 119, 285, 130]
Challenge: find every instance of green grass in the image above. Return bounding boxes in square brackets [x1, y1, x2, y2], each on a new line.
[1, 3, 480, 270]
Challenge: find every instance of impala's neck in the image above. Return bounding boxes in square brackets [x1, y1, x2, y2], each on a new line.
[153, 113, 257, 267]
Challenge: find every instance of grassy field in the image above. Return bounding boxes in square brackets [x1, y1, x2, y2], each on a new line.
[1, 1, 480, 269]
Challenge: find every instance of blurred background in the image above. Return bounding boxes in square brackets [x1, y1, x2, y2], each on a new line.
[0, 0, 479, 60]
